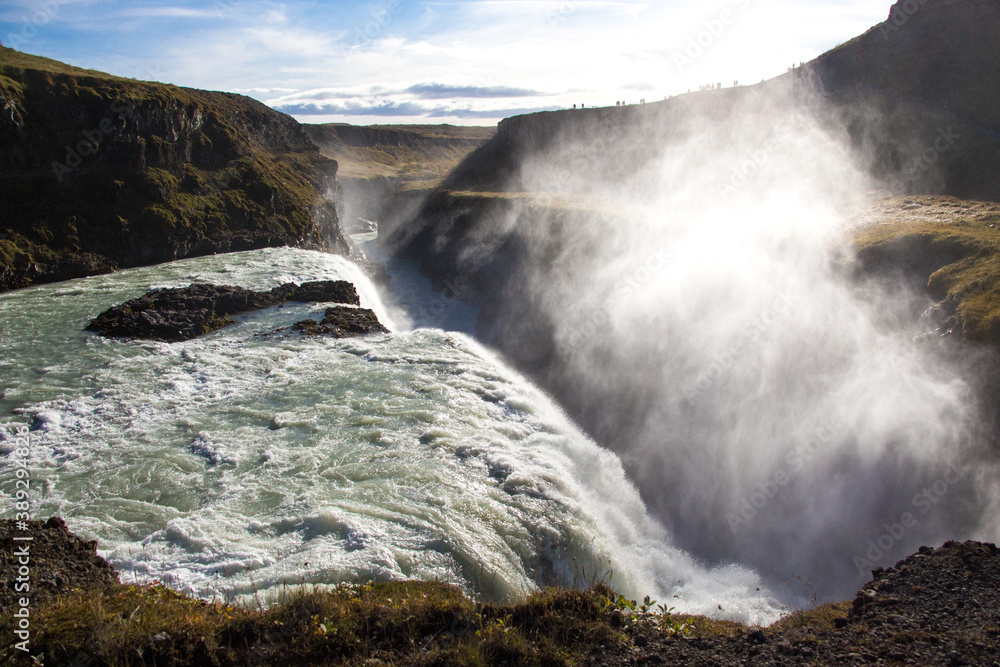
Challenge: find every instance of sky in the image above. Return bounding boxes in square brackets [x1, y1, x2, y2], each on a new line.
[0, 0, 892, 126]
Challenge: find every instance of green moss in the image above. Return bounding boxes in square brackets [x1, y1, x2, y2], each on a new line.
[0, 72, 24, 99]
[0, 46, 343, 292]
[7, 576, 875, 666]
[0, 239, 30, 267]
[771, 601, 852, 635]
[855, 207, 1000, 345]
[142, 168, 181, 201]
[140, 204, 181, 234]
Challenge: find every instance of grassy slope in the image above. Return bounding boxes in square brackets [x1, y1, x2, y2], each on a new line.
[0, 576, 851, 666]
[853, 195, 1000, 344]
[305, 123, 494, 186]
[0, 47, 344, 290]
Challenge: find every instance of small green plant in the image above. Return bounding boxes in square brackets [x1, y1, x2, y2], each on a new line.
[601, 593, 637, 614]
[661, 617, 693, 637]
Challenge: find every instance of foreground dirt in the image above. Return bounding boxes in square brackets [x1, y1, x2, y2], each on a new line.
[596, 540, 1000, 666]
[0, 517, 118, 609]
[1, 518, 997, 665]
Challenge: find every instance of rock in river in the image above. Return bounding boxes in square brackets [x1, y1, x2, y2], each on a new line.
[86, 280, 385, 342]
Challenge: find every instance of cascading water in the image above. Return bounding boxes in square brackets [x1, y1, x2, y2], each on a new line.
[396, 81, 1000, 603]
[0, 247, 782, 624]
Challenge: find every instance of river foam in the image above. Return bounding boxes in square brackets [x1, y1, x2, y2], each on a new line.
[0, 247, 780, 623]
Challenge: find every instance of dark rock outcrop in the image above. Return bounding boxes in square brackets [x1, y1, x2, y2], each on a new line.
[291, 306, 389, 337]
[850, 541, 1000, 630]
[592, 540, 1000, 666]
[0, 517, 118, 608]
[0, 47, 350, 293]
[810, 0, 1000, 200]
[87, 280, 370, 342]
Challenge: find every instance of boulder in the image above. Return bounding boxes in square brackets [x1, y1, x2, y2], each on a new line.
[87, 280, 377, 342]
[291, 306, 390, 338]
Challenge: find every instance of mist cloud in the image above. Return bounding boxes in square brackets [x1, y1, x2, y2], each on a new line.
[410, 78, 1000, 602]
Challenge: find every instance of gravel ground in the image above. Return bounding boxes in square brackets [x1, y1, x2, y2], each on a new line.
[595, 540, 1000, 666]
[0, 517, 118, 609]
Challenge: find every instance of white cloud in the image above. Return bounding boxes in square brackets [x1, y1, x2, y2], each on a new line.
[244, 26, 338, 58]
[118, 7, 221, 19]
[5, 0, 893, 125]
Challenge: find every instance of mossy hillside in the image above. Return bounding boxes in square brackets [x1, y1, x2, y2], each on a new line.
[0, 46, 347, 291]
[0, 581, 631, 666]
[1, 576, 822, 667]
[854, 196, 1000, 344]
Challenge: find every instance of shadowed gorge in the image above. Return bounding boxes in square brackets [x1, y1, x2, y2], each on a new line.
[303, 123, 493, 240]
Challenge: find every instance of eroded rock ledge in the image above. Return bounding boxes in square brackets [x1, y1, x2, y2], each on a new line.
[87, 280, 388, 342]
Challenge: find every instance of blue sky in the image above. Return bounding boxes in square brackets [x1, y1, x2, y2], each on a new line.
[1, 1, 892, 125]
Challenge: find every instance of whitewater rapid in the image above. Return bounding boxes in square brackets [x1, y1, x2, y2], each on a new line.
[0, 247, 780, 623]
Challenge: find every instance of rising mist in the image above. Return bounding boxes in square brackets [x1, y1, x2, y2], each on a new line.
[393, 76, 1000, 603]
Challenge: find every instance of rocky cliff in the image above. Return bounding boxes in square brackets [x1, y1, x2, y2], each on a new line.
[812, 0, 1000, 200]
[0, 47, 349, 292]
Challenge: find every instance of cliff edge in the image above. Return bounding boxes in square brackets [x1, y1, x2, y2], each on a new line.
[0, 47, 349, 292]
[1, 518, 997, 665]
